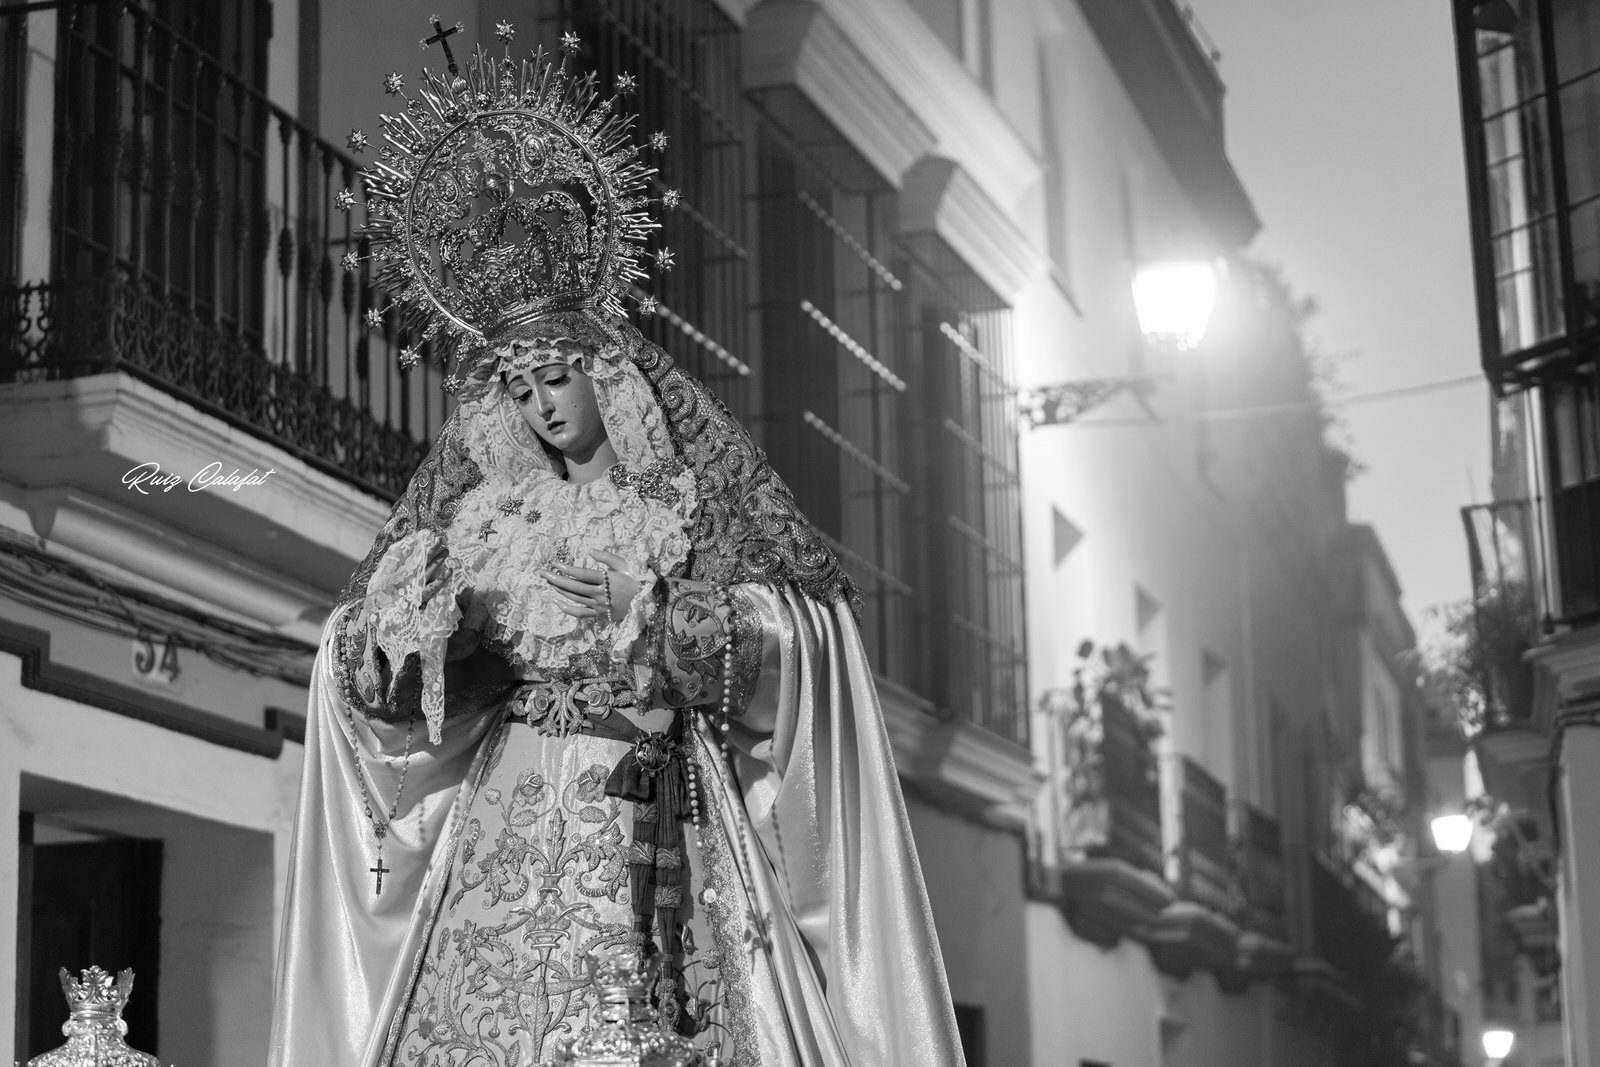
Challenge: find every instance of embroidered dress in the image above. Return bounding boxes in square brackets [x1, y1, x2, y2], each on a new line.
[268, 315, 966, 1067]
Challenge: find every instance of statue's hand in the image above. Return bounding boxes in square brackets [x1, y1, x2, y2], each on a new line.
[548, 549, 643, 624]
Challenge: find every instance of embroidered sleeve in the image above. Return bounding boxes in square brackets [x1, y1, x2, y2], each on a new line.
[653, 578, 762, 714]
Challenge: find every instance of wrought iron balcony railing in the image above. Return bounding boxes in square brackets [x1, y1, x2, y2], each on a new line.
[1, 0, 440, 499]
[1231, 801, 1287, 941]
[1172, 756, 1235, 917]
[1059, 692, 1164, 876]
[1461, 501, 1540, 729]
[1308, 850, 1393, 984]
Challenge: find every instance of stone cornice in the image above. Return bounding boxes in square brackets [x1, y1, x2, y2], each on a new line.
[9, 484, 331, 646]
[878, 675, 1042, 826]
[1027, 857, 1176, 949]
[899, 155, 1047, 302]
[0, 373, 390, 636]
[743, 0, 1040, 213]
[744, 0, 936, 185]
[1528, 622, 1600, 729]
[814, 0, 1040, 209]
[1145, 900, 1242, 981]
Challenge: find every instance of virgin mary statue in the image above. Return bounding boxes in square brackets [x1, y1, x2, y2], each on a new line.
[268, 23, 965, 1067]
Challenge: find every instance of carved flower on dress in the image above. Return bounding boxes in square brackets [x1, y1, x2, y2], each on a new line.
[575, 764, 608, 803]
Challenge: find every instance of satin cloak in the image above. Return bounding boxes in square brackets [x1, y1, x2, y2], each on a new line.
[268, 587, 965, 1066]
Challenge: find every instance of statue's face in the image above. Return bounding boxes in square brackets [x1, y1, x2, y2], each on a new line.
[505, 358, 608, 460]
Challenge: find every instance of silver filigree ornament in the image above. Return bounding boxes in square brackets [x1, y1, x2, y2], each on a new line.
[355, 18, 669, 388]
[26, 966, 160, 1067]
[546, 947, 716, 1067]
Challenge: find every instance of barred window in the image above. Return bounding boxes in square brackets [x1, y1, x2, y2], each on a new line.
[750, 90, 915, 685]
[900, 237, 1028, 744]
[54, 0, 270, 335]
[533, 0, 751, 418]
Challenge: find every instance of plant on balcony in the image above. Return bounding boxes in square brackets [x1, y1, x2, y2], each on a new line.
[1341, 782, 1408, 872]
[1421, 578, 1536, 735]
[1040, 641, 1169, 863]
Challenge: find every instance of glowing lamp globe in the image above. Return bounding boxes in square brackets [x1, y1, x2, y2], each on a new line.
[1482, 1028, 1515, 1059]
[1132, 261, 1219, 350]
[1431, 813, 1474, 855]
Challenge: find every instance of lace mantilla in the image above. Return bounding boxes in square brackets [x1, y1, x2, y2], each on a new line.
[625, 325, 860, 613]
[358, 328, 699, 739]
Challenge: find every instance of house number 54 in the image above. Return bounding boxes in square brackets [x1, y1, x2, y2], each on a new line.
[132, 628, 181, 684]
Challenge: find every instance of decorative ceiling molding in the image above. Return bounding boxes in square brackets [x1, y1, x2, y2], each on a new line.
[0, 372, 389, 635]
[814, 0, 1041, 208]
[743, 0, 935, 186]
[878, 675, 1042, 827]
[899, 155, 1048, 302]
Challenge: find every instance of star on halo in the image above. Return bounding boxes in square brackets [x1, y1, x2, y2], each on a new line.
[648, 130, 669, 152]
[346, 129, 370, 154]
[661, 188, 681, 209]
[340, 250, 360, 272]
[637, 294, 659, 316]
[653, 248, 676, 272]
[363, 307, 383, 329]
[495, 20, 515, 44]
[383, 72, 404, 95]
[335, 188, 356, 212]
[614, 72, 637, 95]
[561, 30, 581, 51]
[400, 345, 421, 368]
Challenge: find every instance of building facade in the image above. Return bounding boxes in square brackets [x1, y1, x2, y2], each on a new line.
[1450, 0, 1600, 1063]
[1, 0, 1450, 1063]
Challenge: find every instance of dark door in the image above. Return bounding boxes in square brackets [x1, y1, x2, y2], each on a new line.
[19, 827, 163, 1060]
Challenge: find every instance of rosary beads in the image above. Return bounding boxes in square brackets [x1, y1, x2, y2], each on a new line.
[340, 678, 417, 896]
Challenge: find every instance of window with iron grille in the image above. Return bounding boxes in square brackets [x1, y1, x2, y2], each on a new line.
[899, 237, 1028, 744]
[54, 0, 270, 334]
[0, 1, 445, 498]
[1546, 365, 1600, 620]
[1, 11, 28, 284]
[749, 89, 916, 687]
[1455, 0, 1600, 382]
[532, 0, 751, 418]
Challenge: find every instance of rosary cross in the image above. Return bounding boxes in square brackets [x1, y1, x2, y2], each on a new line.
[370, 855, 391, 895]
[421, 15, 464, 78]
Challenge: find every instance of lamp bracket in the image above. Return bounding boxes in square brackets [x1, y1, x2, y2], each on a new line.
[1018, 375, 1159, 428]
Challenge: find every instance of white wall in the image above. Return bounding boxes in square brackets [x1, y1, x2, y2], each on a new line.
[0, 652, 303, 1064]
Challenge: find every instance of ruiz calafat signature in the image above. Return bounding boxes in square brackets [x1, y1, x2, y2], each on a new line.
[123, 461, 279, 495]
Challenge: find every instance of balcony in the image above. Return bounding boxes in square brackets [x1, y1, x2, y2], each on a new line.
[1032, 691, 1172, 948]
[1171, 757, 1234, 913]
[1232, 801, 1287, 941]
[0, 1, 438, 502]
[1146, 757, 1243, 982]
[1305, 844, 1395, 1004]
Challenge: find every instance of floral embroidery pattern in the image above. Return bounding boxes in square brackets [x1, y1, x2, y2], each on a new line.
[397, 747, 632, 1060]
[392, 736, 732, 1062]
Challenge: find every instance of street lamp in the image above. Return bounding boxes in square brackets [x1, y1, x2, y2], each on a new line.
[1019, 259, 1221, 427]
[1481, 1027, 1515, 1061]
[1131, 260, 1220, 351]
[1430, 813, 1474, 855]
